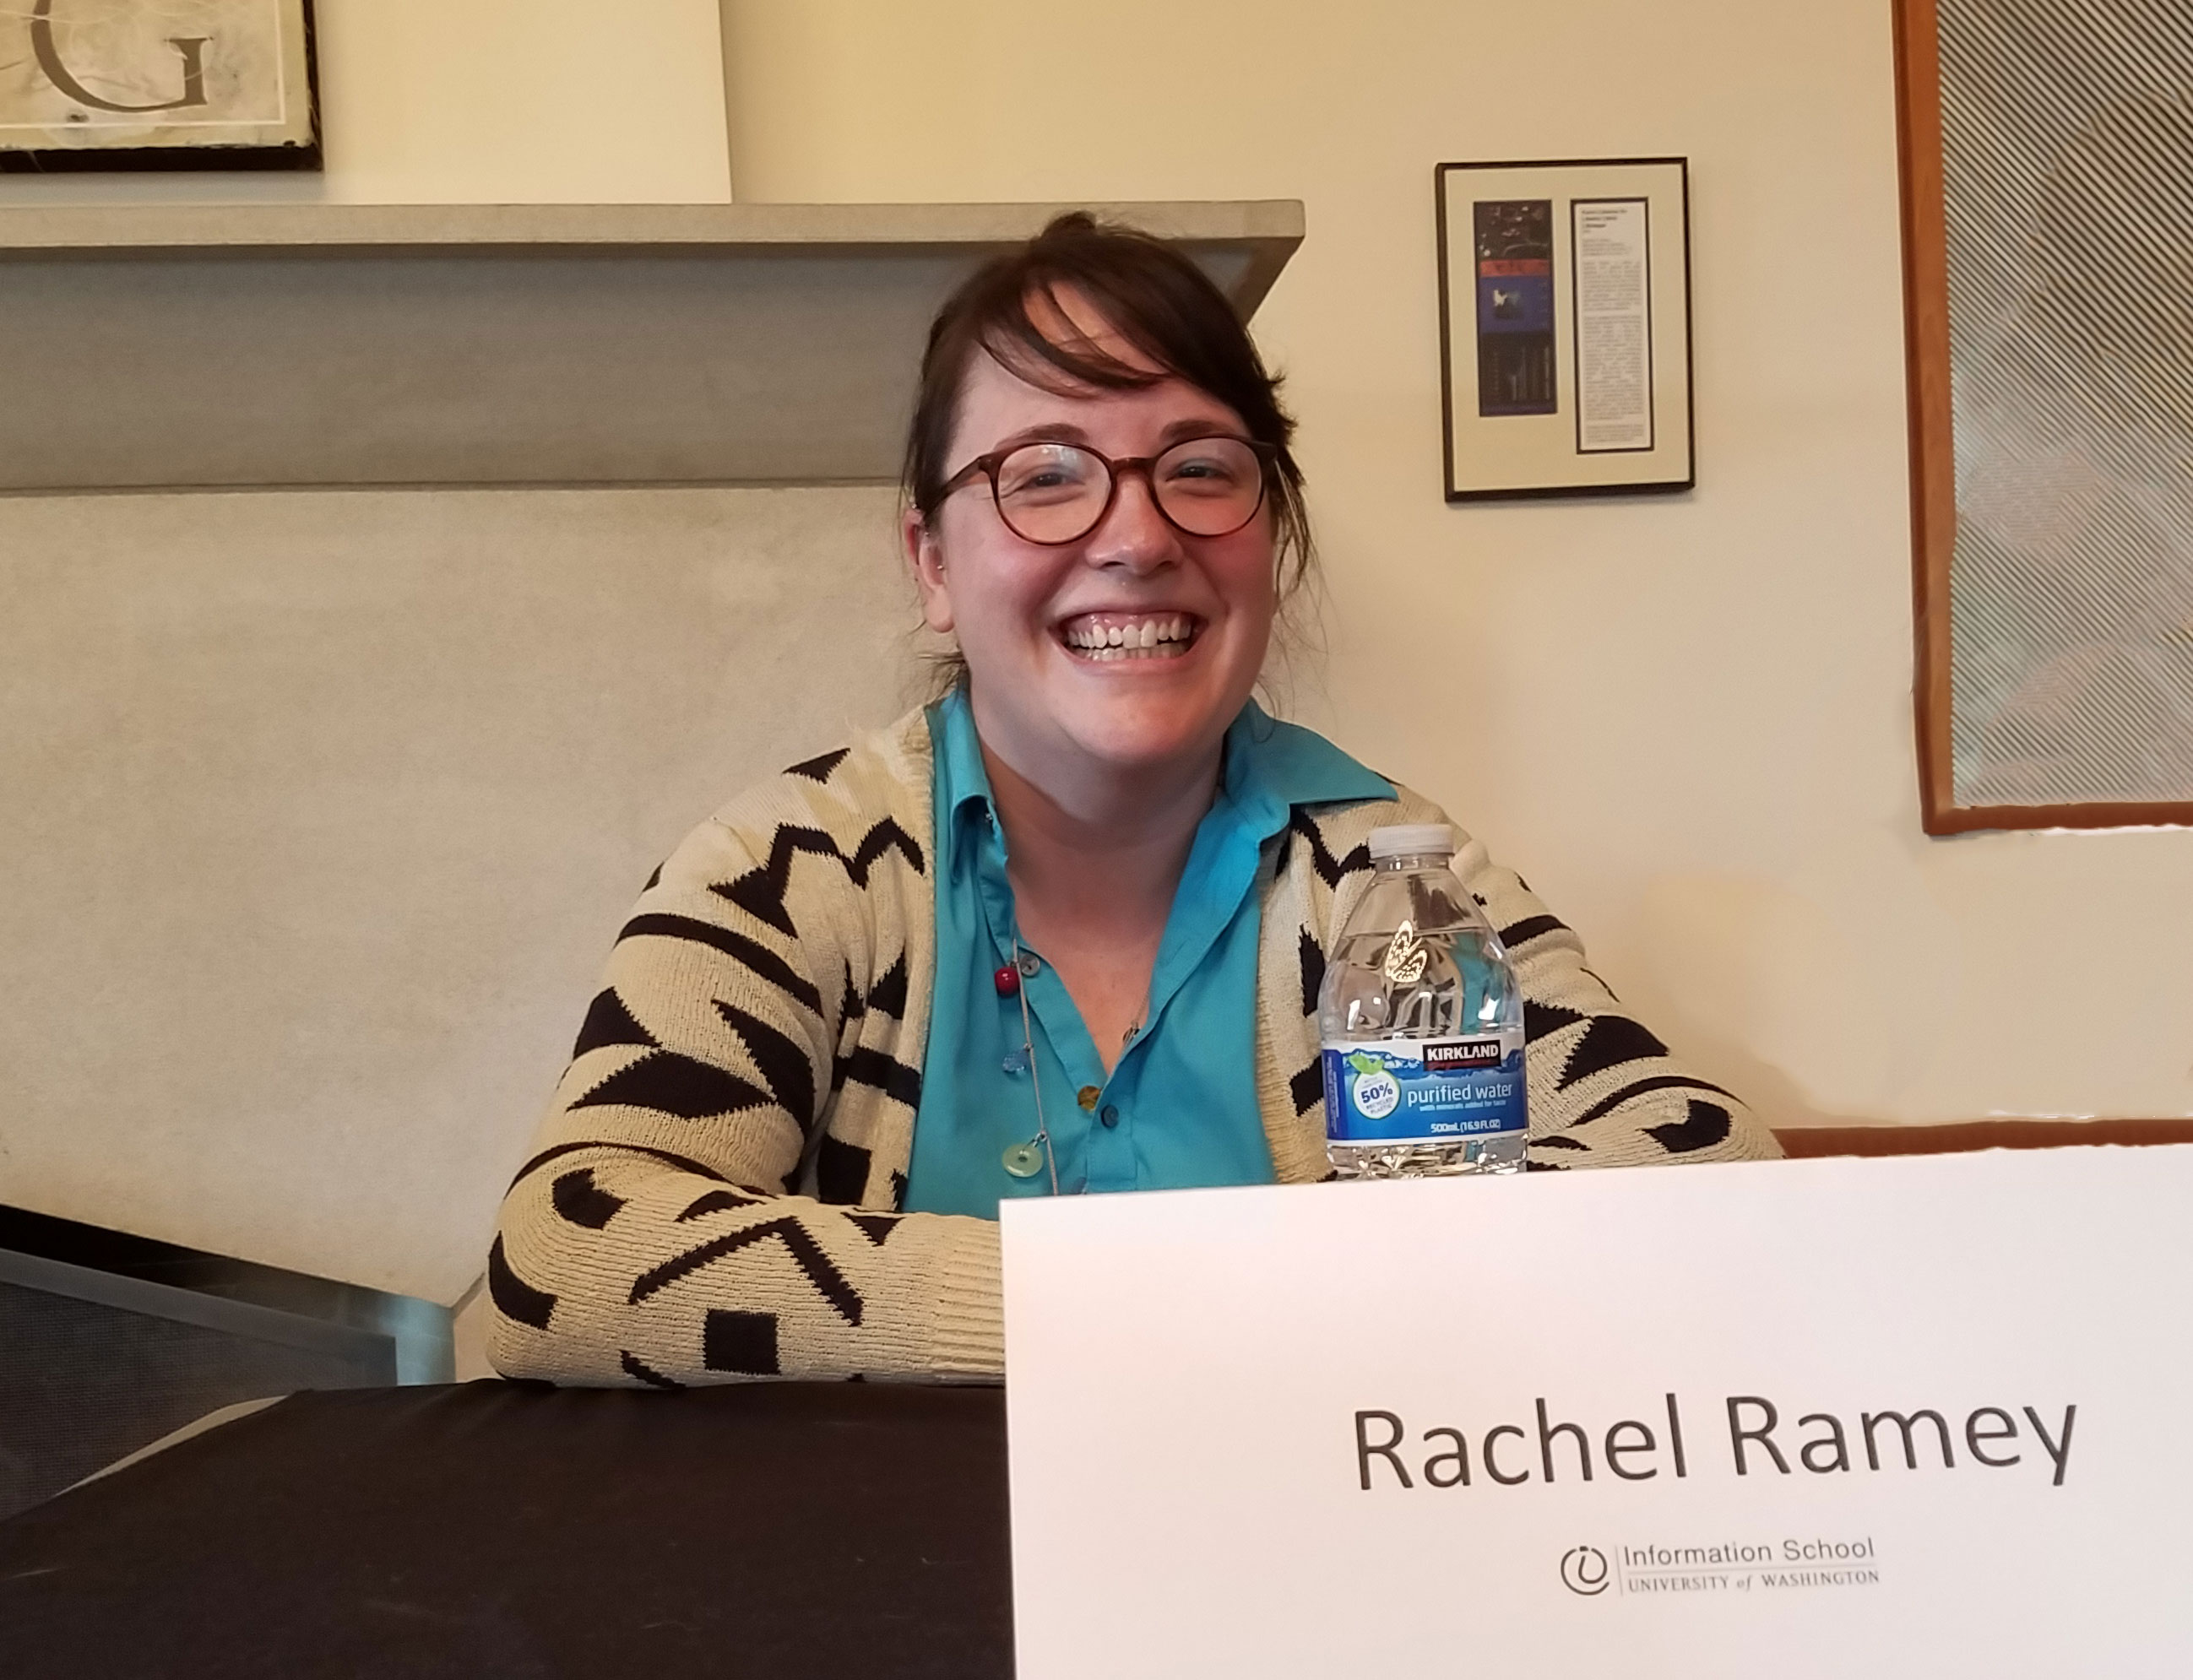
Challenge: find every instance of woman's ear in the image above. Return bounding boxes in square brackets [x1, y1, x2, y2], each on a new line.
[904, 506, 957, 635]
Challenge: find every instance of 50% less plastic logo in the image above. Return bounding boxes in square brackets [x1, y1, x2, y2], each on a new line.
[1559, 1546, 1611, 1596]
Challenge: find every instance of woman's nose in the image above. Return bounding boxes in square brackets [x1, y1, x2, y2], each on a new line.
[1082, 467, 1180, 572]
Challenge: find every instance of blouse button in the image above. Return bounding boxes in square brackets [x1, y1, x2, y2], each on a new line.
[1099, 1104, 1120, 1129]
[1077, 1085, 1100, 1111]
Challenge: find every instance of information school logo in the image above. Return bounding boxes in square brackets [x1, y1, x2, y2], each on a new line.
[1560, 1545, 1610, 1596]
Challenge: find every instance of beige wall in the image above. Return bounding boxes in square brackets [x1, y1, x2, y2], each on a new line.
[0, 0, 733, 1302]
[0, 0, 732, 206]
[720, 0, 2193, 1129]
[0, 486, 912, 1303]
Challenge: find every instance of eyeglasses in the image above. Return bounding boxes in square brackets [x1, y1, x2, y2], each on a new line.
[938, 435, 1275, 546]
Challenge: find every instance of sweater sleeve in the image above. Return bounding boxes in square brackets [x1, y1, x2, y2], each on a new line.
[486, 805, 1003, 1388]
[1446, 837, 1784, 1168]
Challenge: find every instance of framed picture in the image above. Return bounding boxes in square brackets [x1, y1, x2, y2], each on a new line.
[1436, 157, 1693, 500]
[0, 0, 318, 171]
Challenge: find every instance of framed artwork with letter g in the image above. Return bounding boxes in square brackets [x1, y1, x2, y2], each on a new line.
[1436, 157, 1693, 500]
[0, 0, 318, 171]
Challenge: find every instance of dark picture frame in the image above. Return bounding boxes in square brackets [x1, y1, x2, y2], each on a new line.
[1436, 157, 1695, 501]
[0, 0, 320, 173]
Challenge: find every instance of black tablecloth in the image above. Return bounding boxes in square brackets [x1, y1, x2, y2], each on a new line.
[0, 1379, 1013, 1678]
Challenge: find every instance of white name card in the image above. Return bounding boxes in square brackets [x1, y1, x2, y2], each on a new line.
[1000, 1146, 2193, 1678]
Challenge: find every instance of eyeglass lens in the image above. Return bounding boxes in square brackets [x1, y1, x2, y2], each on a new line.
[992, 437, 1264, 544]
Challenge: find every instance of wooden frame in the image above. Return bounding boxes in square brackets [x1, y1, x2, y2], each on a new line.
[1895, 0, 2193, 834]
[1777, 1118, 2193, 1158]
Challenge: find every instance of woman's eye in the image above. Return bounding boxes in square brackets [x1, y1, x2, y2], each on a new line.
[1000, 449, 1096, 500]
[1002, 469, 1086, 501]
[1164, 456, 1246, 489]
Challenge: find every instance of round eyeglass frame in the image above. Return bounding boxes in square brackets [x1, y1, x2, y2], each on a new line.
[936, 434, 1278, 546]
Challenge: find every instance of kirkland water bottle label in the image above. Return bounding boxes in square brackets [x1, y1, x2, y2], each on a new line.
[1321, 1034, 1527, 1144]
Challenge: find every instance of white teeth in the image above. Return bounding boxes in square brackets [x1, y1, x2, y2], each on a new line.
[1060, 614, 1197, 658]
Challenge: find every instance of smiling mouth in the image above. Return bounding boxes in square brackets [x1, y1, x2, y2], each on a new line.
[1057, 612, 1202, 662]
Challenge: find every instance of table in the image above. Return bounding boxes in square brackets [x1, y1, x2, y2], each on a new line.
[0, 1379, 1013, 1678]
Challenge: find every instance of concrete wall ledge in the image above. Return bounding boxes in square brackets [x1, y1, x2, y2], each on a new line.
[0, 200, 1303, 491]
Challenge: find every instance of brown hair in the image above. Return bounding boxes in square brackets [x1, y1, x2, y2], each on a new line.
[904, 212, 1317, 688]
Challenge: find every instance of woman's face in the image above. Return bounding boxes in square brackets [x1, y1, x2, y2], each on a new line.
[907, 292, 1278, 789]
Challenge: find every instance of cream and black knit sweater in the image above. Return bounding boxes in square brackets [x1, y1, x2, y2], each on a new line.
[487, 707, 1780, 1386]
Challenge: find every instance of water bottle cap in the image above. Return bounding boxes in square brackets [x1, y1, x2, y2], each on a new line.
[1368, 823, 1455, 861]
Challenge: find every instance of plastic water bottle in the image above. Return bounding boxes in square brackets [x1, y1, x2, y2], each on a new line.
[1319, 824, 1528, 1177]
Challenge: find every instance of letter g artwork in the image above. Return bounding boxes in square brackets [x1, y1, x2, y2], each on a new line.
[0, 0, 319, 169]
[30, 0, 209, 113]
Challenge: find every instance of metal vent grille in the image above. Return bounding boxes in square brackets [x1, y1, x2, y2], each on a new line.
[1937, 0, 2193, 806]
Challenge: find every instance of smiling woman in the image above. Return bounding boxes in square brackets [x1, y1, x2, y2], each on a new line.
[485, 214, 1780, 1389]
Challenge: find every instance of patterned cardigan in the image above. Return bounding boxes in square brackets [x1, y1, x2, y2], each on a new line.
[487, 707, 1780, 1387]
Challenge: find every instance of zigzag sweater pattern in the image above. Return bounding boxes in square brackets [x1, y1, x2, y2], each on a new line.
[487, 708, 1781, 1387]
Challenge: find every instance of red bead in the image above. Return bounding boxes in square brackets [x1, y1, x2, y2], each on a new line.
[993, 964, 1021, 997]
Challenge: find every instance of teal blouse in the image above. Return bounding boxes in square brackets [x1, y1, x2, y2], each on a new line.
[903, 688, 1392, 1217]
